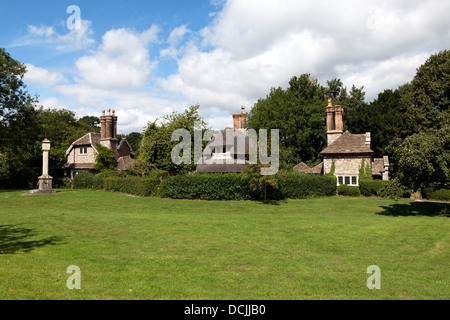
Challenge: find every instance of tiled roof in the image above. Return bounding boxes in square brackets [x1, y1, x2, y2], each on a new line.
[320, 131, 374, 155]
[293, 162, 323, 174]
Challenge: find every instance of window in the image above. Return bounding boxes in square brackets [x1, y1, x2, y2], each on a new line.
[336, 175, 359, 186]
[79, 147, 88, 155]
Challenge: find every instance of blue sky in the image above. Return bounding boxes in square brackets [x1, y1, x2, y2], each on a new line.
[1, 0, 449, 134]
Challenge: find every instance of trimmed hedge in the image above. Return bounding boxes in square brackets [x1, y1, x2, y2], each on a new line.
[160, 171, 336, 200]
[280, 172, 337, 199]
[160, 173, 254, 200]
[73, 170, 339, 200]
[337, 184, 361, 197]
[73, 171, 160, 197]
[359, 179, 391, 197]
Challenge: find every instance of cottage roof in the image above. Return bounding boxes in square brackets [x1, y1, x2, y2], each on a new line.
[320, 131, 374, 155]
[293, 161, 323, 174]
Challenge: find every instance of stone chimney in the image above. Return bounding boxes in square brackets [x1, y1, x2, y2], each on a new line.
[325, 99, 344, 146]
[365, 132, 371, 147]
[232, 106, 247, 130]
[100, 109, 118, 150]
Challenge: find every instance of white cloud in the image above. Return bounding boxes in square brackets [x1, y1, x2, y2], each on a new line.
[168, 25, 191, 45]
[13, 19, 95, 51]
[75, 25, 160, 90]
[24, 64, 67, 86]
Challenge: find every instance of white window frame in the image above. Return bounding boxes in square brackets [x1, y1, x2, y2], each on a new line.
[79, 147, 88, 155]
[336, 174, 359, 186]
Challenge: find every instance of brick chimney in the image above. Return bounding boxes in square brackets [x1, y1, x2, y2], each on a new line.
[325, 99, 344, 146]
[232, 106, 247, 130]
[100, 109, 118, 150]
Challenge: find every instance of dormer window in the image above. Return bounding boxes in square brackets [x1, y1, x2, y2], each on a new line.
[79, 147, 88, 155]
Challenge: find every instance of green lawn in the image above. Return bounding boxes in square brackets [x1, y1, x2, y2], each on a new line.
[0, 189, 448, 300]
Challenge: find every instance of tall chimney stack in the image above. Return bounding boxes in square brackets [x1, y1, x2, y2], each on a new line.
[233, 106, 247, 130]
[325, 99, 344, 146]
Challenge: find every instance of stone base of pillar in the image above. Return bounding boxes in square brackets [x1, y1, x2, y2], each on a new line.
[29, 175, 55, 194]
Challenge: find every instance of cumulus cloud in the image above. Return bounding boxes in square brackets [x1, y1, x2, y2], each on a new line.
[75, 25, 160, 90]
[168, 0, 450, 110]
[24, 64, 67, 86]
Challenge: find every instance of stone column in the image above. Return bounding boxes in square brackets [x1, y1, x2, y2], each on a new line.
[38, 139, 53, 193]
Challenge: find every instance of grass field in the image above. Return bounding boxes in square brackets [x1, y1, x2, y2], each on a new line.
[0, 189, 448, 300]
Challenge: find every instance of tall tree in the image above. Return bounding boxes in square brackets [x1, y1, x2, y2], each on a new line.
[138, 105, 207, 175]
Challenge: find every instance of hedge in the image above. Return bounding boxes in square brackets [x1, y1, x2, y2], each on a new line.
[160, 171, 336, 200]
[73, 170, 338, 200]
[73, 171, 160, 197]
[160, 173, 254, 200]
[427, 189, 450, 202]
[337, 184, 361, 197]
[359, 179, 391, 197]
[280, 172, 337, 199]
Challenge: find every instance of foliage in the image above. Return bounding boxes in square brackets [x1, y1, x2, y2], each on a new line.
[161, 173, 253, 200]
[387, 122, 449, 191]
[359, 179, 390, 197]
[337, 184, 361, 197]
[138, 105, 207, 175]
[377, 178, 411, 201]
[280, 171, 337, 198]
[72, 172, 93, 189]
[426, 189, 450, 202]
[160, 170, 336, 201]
[94, 143, 117, 172]
[242, 164, 286, 202]
[358, 159, 373, 180]
[73, 170, 161, 197]
[0, 152, 10, 185]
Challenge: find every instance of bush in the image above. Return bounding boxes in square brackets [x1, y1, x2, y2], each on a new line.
[377, 178, 410, 200]
[359, 180, 391, 197]
[428, 189, 450, 202]
[337, 184, 361, 197]
[73, 172, 94, 189]
[160, 171, 337, 201]
[161, 173, 253, 200]
[280, 172, 337, 198]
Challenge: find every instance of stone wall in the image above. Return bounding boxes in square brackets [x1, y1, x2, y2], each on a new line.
[67, 146, 96, 164]
[323, 156, 371, 175]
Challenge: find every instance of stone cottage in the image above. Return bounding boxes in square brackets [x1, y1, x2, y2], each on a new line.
[196, 106, 253, 173]
[56, 109, 135, 178]
[294, 99, 389, 185]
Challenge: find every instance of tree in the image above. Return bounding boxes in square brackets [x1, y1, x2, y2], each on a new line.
[387, 121, 449, 192]
[138, 105, 207, 175]
[125, 132, 142, 155]
[248, 74, 327, 168]
[94, 143, 116, 172]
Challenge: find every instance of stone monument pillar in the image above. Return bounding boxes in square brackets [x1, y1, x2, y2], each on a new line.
[38, 139, 53, 193]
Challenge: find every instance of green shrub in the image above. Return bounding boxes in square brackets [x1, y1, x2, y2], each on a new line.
[137, 176, 161, 197]
[280, 172, 337, 198]
[73, 172, 94, 189]
[428, 189, 450, 201]
[337, 184, 361, 197]
[161, 173, 253, 200]
[359, 180, 391, 197]
[377, 179, 410, 200]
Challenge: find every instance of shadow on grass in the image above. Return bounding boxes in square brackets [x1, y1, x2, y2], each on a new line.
[0, 224, 64, 254]
[376, 201, 449, 217]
